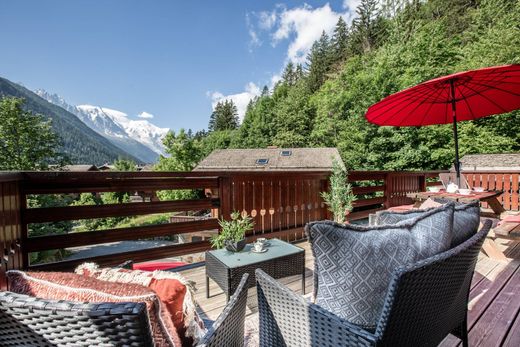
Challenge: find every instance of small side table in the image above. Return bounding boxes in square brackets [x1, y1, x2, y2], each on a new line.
[205, 239, 305, 302]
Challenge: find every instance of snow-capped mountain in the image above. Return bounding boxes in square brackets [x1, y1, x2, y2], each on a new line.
[76, 105, 169, 156]
[35, 89, 169, 163]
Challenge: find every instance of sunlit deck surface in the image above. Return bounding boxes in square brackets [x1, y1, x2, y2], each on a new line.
[177, 239, 520, 347]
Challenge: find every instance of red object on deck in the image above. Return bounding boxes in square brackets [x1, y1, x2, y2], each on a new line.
[133, 261, 187, 272]
[387, 204, 415, 212]
[365, 64, 520, 126]
[498, 215, 520, 226]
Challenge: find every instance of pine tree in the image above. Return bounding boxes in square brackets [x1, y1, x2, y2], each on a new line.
[295, 64, 305, 80]
[208, 100, 240, 131]
[306, 31, 333, 92]
[351, 0, 383, 54]
[282, 62, 297, 86]
[331, 16, 349, 63]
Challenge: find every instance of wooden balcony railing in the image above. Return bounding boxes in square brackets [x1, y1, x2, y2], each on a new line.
[1, 169, 518, 290]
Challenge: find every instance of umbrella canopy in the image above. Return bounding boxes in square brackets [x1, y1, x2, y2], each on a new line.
[365, 64, 520, 185]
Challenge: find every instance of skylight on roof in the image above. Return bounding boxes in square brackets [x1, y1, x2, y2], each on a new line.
[280, 150, 292, 156]
[256, 158, 269, 165]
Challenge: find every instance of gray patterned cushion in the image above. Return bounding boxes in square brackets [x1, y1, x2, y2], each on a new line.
[376, 199, 480, 247]
[306, 203, 454, 330]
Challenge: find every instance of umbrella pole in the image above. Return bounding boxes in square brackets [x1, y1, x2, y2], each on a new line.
[450, 80, 461, 187]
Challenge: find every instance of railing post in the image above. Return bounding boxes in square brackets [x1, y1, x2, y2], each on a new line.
[384, 172, 392, 208]
[218, 176, 232, 221]
[0, 174, 25, 289]
[418, 174, 427, 192]
[18, 182, 29, 270]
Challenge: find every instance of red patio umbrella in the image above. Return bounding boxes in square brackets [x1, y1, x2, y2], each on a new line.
[365, 64, 520, 185]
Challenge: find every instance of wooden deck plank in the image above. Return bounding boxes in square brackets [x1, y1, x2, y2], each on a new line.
[468, 262, 520, 346]
[178, 239, 520, 346]
[439, 242, 520, 347]
[502, 309, 520, 347]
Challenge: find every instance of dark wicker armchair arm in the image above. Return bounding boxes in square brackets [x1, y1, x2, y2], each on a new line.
[256, 269, 377, 347]
[375, 220, 491, 345]
[198, 273, 249, 347]
[0, 291, 154, 346]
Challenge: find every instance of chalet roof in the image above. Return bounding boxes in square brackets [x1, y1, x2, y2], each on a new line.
[459, 153, 520, 171]
[97, 164, 115, 171]
[138, 164, 155, 172]
[62, 165, 98, 172]
[193, 148, 342, 171]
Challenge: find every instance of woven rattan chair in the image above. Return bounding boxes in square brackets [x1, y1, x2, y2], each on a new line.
[197, 273, 249, 347]
[0, 273, 249, 347]
[0, 294, 154, 346]
[256, 221, 491, 347]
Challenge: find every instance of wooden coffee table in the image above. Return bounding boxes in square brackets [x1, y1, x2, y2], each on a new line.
[205, 239, 305, 302]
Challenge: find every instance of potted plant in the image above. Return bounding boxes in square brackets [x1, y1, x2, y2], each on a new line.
[321, 159, 356, 223]
[211, 211, 254, 252]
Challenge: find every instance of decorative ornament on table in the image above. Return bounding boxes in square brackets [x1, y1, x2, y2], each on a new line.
[211, 211, 254, 252]
[446, 182, 459, 193]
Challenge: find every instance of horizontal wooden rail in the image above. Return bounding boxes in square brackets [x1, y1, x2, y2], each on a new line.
[29, 240, 213, 272]
[23, 177, 219, 194]
[348, 207, 385, 220]
[25, 219, 220, 252]
[349, 171, 386, 181]
[28, 225, 308, 272]
[352, 197, 385, 208]
[21, 171, 330, 180]
[7, 168, 504, 282]
[352, 185, 385, 195]
[24, 199, 219, 223]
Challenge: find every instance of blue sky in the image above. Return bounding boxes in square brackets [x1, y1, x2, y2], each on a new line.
[0, 0, 359, 132]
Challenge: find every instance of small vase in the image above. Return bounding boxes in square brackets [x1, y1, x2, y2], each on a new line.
[224, 238, 246, 252]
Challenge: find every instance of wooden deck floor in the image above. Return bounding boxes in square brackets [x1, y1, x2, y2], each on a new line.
[177, 239, 520, 347]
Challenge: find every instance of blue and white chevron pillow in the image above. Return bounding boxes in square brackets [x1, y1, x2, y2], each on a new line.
[306, 203, 454, 330]
[376, 199, 479, 247]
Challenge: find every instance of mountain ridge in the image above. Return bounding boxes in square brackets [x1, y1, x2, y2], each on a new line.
[35, 89, 168, 163]
[0, 76, 139, 165]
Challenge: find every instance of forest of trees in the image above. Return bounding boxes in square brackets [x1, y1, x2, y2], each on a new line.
[160, 0, 519, 172]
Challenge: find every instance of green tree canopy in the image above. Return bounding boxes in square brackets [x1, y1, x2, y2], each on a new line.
[179, 0, 519, 173]
[113, 158, 137, 171]
[208, 99, 239, 132]
[0, 97, 67, 170]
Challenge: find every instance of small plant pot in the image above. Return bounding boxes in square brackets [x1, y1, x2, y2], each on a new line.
[225, 238, 246, 252]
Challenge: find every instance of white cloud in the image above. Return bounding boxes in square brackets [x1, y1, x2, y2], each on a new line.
[137, 111, 154, 119]
[272, 4, 354, 64]
[209, 82, 261, 121]
[246, 13, 262, 51]
[258, 10, 277, 30]
[269, 73, 282, 88]
[248, 3, 359, 65]
[343, 0, 361, 11]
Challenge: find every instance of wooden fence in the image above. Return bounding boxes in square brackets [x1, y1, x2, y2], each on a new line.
[2, 169, 518, 289]
[464, 171, 520, 211]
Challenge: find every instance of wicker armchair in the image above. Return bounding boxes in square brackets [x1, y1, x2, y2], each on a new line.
[197, 273, 249, 347]
[0, 294, 154, 346]
[0, 273, 249, 347]
[256, 221, 491, 347]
